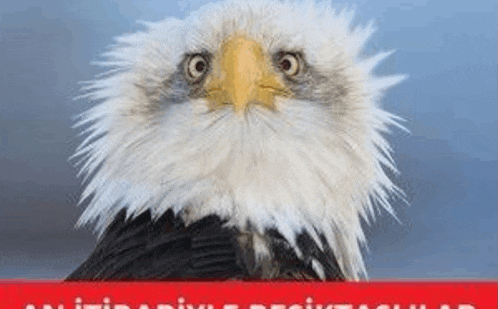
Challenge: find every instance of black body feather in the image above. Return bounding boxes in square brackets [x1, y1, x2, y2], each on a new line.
[67, 209, 345, 280]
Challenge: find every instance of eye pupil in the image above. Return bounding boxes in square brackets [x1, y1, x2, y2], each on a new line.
[281, 59, 291, 71]
[278, 53, 299, 76]
[187, 55, 208, 79]
[195, 61, 205, 72]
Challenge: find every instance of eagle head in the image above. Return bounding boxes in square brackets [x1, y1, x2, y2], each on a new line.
[73, 0, 406, 280]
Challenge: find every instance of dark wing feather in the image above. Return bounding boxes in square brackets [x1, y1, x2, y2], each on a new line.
[67, 209, 243, 280]
[66, 209, 344, 280]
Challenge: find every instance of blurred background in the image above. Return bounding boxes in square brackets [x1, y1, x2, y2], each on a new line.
[0, 0, 496, 279]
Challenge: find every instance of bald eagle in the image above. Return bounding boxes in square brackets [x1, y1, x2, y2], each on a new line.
[67, 0, 406, 281]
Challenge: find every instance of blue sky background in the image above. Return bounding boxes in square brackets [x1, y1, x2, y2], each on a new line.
[0, 0, 496, 279]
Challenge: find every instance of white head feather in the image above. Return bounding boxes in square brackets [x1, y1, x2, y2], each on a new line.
[73, 0, 406, 279]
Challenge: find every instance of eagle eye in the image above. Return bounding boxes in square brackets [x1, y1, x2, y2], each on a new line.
[279, 53, 299, 76]
[187, 55, 208, 80]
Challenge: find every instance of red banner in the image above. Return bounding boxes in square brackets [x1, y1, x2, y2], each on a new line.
[0, 281, 495, 309]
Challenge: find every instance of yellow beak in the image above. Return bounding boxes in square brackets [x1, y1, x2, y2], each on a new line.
[206, 35, 287, 113]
